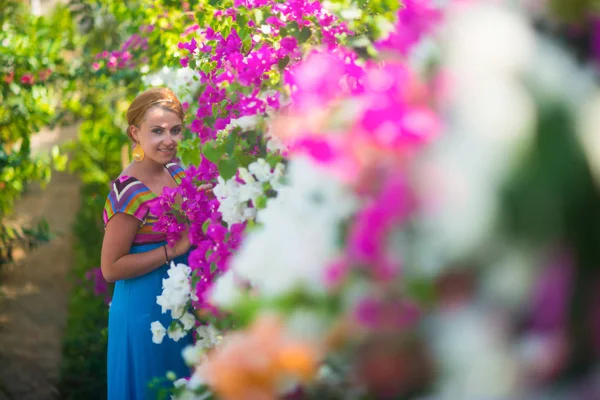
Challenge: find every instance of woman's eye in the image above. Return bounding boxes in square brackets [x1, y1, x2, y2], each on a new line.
[152, 129, 163, 134]
[172, 129, 182, 135]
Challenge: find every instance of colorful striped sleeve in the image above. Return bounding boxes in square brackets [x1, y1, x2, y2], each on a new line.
[102, 176, 154, 227]
[166, 162, 186, 185]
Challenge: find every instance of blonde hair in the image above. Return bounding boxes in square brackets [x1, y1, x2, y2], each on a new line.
[126, 87, 184, 140]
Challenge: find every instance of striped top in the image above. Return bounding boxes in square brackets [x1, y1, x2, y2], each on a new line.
[103, 162, 186, 245]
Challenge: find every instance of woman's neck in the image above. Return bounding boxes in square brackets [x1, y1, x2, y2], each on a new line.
[131, 158, 165, 179]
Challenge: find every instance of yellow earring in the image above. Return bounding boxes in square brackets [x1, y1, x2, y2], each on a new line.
[132, 143, 145, 162]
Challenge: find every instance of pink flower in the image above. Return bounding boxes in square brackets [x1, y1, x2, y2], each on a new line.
[85, 267, 112, 305]
[529, 251, 573, 333]
[593, 18, 600, 66]
[207, 223, 227, 242]
[346, 175, 410, 280]
[265, 16, 286, 28]
[324, 258, 349, 288]
[3, 71, 14, 83]
[107, 57, 118, 70]
[182, 24, 200, 36]
[354, 296, 421, 329]
[375, 0, 441, 56]
[38, 68, 52, 81]
[20, 74, 34, 85]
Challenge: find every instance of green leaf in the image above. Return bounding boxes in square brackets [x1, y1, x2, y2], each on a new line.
[218, 157, 238, 180]
[237, 13, 248, 29]
[225, 132, 237, 156]
[202, 142, 225, 164]
[222, 23, 231, 39]
[254, 195, 267, 209]
[195, 11, 206, 27]
[242, 34, 253, 53]
[179, 137, 201, 166]
[202, 219, 210, 234]
[277, 55, 290, 70]
[299, 26, 311, 43]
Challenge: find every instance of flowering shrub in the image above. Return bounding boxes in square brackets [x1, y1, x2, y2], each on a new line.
[0, 1, 73, 220]
[91, 0, 600, 398]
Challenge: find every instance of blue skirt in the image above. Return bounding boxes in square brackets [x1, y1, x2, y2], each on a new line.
[107, 243, 193, 400]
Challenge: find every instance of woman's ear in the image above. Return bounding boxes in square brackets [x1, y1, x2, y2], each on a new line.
[129, 125, 140, 143]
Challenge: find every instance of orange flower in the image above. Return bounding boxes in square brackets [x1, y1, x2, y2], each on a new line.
[198, 315, 320, 400]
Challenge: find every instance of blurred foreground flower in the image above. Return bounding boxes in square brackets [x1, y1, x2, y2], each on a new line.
[196, 314, 321, 400]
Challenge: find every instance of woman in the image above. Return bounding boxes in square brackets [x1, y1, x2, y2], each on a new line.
[101, 87, 206, 399]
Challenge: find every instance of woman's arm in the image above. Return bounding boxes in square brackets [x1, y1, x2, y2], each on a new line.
[100, 213, 186, 283]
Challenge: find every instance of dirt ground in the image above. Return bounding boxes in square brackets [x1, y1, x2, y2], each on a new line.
[0, 125, 81, 400]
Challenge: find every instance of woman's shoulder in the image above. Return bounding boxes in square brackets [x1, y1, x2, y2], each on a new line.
[103, 174, 154, 226]
[165, 161, 186, 184]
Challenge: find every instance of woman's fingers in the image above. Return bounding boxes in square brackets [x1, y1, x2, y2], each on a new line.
[199, 184, 215, 199]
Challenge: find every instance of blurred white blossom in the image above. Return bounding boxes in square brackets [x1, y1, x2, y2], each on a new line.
[151, 321, 166, 344]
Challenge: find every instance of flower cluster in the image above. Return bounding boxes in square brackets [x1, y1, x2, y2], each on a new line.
[3, 68, 53, 86]
[151, 0, 353, 315]
[211, 157, 357, 304]
[375, 0, 441, 55]
[152, 262, 197, 344]
[177, 0, 350, 143]
[213, 158, 284, 226]
[273, 50, 440, 183]
[92, 34, 149, 72]
[84, 267, 112, 305]
[196, 314, 320, 400]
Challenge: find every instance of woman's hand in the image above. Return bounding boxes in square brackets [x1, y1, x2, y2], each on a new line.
[200, 183, 215, 199]
[168, 227, 192, 259]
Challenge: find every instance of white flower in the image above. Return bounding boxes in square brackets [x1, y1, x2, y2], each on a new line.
[429, 306, 519, 398]
[229, 115, 260, 131]
[171, 373, 211, 400]
[180, 312, 196, 331]
[196, 324, 222, 349]
[229, 157, 357, 298]
[143, 66, 200, 105]
[340, 7, 362, 20]
[444, 2, 534, 78]
[237, 168, 263, 202]
[212, 160, 285, 227]
[213, 178, 249, 226]
[155, 262, 195, 339]
[182, 343, 208, 366]
[157, 262, 193, 317]
[260, 24, 272, 35]
[210, 270, 243, 308]
[242, 207, 257, 220]
[168, 323, 188, 342]
[151, 321, 166, 344]
[266, 133, 287, 153]
[248, 159, 273, 183]
[269, 163, 285, 190]
[173, 378, 188, 388]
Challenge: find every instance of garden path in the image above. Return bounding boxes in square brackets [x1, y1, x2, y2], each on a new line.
[0, 124, 80, 400]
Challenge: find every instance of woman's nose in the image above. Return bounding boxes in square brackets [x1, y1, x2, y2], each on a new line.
[163, 134, 176, 146]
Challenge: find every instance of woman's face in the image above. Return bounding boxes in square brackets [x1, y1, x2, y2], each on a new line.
[130, 106, 183, 164]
